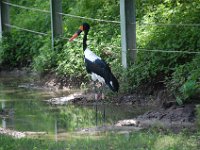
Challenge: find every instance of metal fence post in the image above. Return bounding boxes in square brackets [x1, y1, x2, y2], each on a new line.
[120, 0, 136, 68]
[50, 0, 63, 49]
[120, 0, 127, 68]
[0, 1, 2, 39]
[0, 0, 10, 38]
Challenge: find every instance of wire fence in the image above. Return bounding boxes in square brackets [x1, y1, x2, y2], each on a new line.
[4, 24, 48, 36]
[2, 1, 50, 13]
[129, 48, 200, 54]
[58, 12, 120, 24]
[1, 1, 200, 54]
[134, 22, 200, 27]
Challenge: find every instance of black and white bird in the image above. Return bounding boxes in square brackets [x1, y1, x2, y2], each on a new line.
[69, 23, 119, 99]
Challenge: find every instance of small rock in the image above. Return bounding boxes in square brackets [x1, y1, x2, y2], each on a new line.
[115, 119, 139, 127]
[45, 92, 85, 105]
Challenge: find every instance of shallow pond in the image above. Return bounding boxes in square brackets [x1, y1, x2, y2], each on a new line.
[0, 75, 148, 141]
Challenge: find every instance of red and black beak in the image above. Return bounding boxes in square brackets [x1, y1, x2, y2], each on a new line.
[69, 26, 83, 42]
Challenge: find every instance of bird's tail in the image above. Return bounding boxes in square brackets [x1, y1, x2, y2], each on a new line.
[106, 72, 119, 92]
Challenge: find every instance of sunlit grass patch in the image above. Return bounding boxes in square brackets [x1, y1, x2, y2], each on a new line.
[154, 135, 180, 150]
[153, 132, 199, 150]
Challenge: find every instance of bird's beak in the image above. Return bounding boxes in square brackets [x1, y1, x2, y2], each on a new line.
[69, 26, 83, 42]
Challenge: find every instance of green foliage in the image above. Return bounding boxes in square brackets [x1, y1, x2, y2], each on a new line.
[55, 39, 85, 77]
[132, 0, 200, 103]
[10, 0, 51, 33]
[166, 55, 200, 104]
[0, 32, 44, 68]
[32, 37, 56, 72]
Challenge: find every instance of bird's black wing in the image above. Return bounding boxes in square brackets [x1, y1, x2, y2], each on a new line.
[85, 58, 119, 92]
[85, 58, 110, 76]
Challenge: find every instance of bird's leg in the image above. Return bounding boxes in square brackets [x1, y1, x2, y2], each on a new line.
[101, 83, 106, 125]
[98, 82, 105, 100]
[94, 82, 107, 126]
[93, 81, 98, 126]
[97, 83, 106, 125]
[101, 84, 105, 100]
[93, 81, 99, 100]
[95, 82, 103, 100]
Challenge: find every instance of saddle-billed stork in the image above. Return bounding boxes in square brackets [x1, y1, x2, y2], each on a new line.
[69, 23, 119, 100]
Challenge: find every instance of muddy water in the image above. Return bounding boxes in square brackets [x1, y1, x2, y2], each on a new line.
[0, 75, 147, 140]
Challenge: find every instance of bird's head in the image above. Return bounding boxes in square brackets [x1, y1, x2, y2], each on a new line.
[69, 23, 90, 42]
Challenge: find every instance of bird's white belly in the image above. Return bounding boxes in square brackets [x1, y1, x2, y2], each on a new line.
[91, 73, 105, 83]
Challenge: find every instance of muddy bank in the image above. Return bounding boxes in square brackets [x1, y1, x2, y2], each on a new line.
[116, 104, 197, 132]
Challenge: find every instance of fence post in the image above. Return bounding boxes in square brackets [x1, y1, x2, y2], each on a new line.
[0, 0, 10, 38]
[50, 0, 63, 48]
[0, 1, 2, 39]
[120, 0, 127, 68]
[120, 0, 136, 68]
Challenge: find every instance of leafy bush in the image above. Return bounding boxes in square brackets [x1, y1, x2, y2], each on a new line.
[166, 55, 200, 104]
[0, 32, 44, 68]
[133, 0, 200, 104]
[32, 37, 56, 72]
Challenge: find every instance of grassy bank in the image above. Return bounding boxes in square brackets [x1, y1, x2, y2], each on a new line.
[0, 129, 199, 150]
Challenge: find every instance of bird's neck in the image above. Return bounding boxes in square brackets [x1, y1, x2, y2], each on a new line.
[83, 30, 88, 51]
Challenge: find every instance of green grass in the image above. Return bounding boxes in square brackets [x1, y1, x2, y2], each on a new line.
[0, 130, 199, 150]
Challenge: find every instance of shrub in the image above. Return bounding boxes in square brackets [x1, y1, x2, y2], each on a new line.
[0, 32, 44, 68]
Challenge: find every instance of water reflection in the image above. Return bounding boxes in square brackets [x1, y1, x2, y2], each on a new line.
[55, 119, 58, 142]
[1, 101, 6, 128]
[2, 118, 6, 128]
[0, 77, 147, 141]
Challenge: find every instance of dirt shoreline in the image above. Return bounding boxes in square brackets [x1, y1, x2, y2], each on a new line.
[0, 127, 47, 139]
